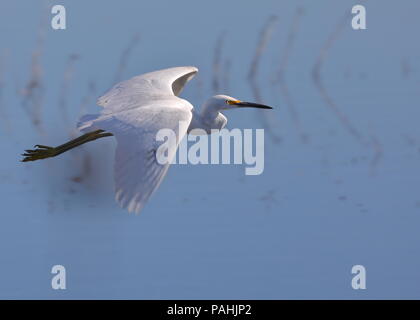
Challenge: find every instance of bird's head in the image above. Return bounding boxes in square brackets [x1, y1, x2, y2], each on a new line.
[206, 94, 273, 111]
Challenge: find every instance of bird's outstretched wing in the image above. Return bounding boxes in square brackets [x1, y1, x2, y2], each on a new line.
[78, 66, 198, 214]
[96, 66, 198, 114]
[95, 102, 192, 214]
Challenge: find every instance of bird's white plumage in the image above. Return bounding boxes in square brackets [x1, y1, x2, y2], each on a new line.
[96, 66, 198, 114]
[78, 66, 197, 213]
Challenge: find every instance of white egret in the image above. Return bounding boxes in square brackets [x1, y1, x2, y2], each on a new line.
[22, 66, 272, 213]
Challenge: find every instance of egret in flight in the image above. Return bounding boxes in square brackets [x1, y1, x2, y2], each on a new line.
[21, 66, 272, 213]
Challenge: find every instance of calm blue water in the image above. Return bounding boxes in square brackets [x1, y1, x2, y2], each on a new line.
[0, 0, 419, 299]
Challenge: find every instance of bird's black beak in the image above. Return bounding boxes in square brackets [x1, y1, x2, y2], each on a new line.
[234, 101, 273, 109]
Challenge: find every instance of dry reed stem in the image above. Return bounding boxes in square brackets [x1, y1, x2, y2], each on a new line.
[212, 31, 227, 93]
[248, 15, 281, 144]
[273, 7, 307, 143]
[113, 33, 140, 84]
[312, 12, 365, 146]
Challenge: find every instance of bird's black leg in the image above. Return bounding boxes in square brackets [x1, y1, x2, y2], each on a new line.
[21, 129, 114, 162]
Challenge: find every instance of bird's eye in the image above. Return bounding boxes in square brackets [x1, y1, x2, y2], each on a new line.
[226, 99, 241, 105]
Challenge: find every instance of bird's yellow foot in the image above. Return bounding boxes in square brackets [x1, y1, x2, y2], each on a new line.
[21, 145, 58, 162]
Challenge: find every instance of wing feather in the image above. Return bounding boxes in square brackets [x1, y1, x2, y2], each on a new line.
[97, 66, 198, 113]
[77, 66, 198, 213]
[91, 103, 192, 213]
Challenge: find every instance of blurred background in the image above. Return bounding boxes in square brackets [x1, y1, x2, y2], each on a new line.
[0, 0, 419, 299]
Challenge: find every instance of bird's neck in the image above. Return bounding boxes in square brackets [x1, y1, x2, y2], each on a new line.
[187, 105, 226, 134]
